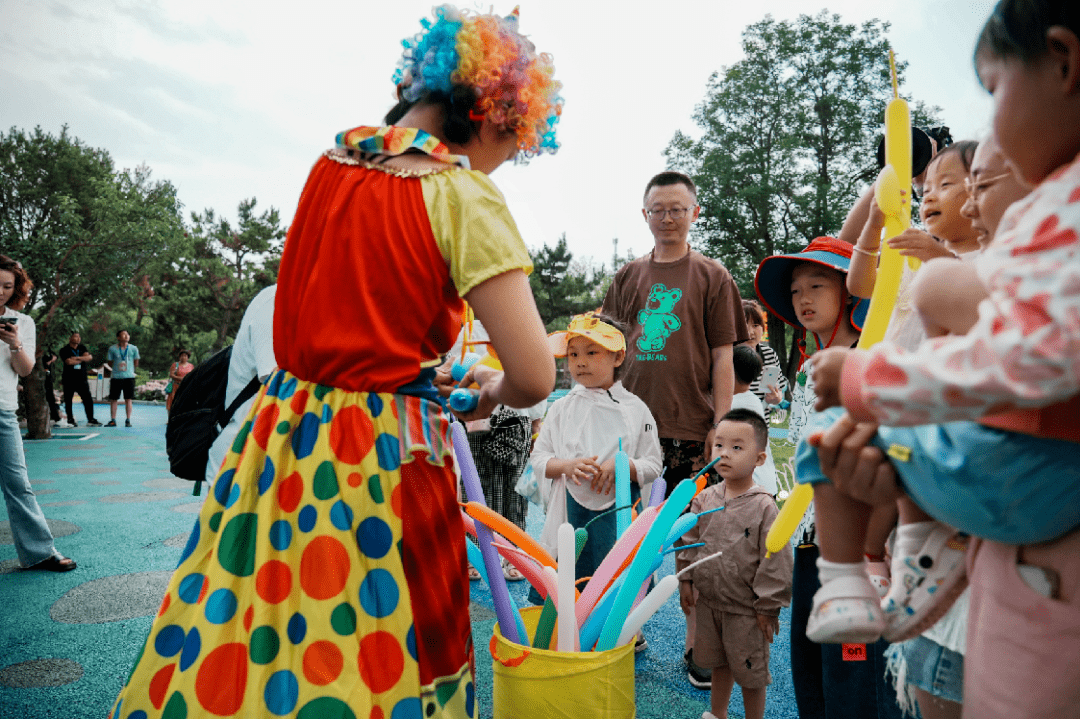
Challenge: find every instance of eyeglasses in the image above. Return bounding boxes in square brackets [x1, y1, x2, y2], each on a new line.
[646, 207, 694, 220]
[964, 172, 1012, 202]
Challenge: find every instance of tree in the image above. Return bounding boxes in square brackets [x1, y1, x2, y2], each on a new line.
[666, 12, 941, 375]
[0, 126, 185, 438]
[528, 234, 605, 331]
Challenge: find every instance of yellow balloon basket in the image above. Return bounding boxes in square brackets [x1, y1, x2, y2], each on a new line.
[490, 606, 636, 719]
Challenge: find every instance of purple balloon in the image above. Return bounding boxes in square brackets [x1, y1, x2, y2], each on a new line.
[648, 470, 667, 508]
[452, 423, 521, 644]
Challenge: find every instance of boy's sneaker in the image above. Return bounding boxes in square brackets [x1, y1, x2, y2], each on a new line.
[687, 659, 712, 690]
[634, 633, 648, 653]
[805, 574, 886, 644]
[125, 419, 132, 427]
[881, 527, 969, 643]
[86, 419, 102, 427]
[105, 420, 116, 427]
[702, 713, 721, 719]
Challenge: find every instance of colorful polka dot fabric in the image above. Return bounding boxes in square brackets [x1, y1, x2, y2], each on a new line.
[110, 370, 475, 719]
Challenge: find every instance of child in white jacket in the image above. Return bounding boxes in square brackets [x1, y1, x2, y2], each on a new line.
[529, 313, 663, 587]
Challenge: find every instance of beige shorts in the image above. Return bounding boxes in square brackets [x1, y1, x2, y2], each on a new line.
[694, 603, 771, 688]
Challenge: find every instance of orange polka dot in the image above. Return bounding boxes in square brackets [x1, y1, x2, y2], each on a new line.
[390, 483, 403, 518]
[255, 560, 293, 604]
[158, 592, 171, 617]
[300, 536, 350, 600]
[243, 605, 254, 632]
[198, 575, 210, 604]
[149, 663, 175, 709]
[252, 403, 280, 450]
[358, 631, 403, 694]
[195, 643, 248, 716]
[290, 389, 310, 415]
[303, 640, 344, 685]
[329, 405, 374, 465]
[347, 472, 364, 488]
[278, 472, 304, 513]
[370, 707, 385, 719]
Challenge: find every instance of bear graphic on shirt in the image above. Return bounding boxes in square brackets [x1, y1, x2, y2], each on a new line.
[636, 283, 682, 352]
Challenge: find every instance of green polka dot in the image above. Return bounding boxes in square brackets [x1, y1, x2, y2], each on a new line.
[162, 690, 187, 719]
[277, 420, 291, 435]
[208, 511, 223, 533]
[313, 461, 340, 501]
[330, 603, 357, 636]
[250, 625, 280, 664]
[218, 513, 258, 577]
[231, 420, 252, 453]
[314, 384, 334, 401]
[298, 697, 355, 719]
[368, 475, 384, 504]
[435, 677, 461, 707]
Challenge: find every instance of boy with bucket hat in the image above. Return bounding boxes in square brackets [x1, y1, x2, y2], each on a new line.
[755, 237, 903, 719]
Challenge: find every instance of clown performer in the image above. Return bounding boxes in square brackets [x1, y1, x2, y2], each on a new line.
[109, 7, 559, 719]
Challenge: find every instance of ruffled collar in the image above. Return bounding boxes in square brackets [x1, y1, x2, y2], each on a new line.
[335, 125, 471, 170]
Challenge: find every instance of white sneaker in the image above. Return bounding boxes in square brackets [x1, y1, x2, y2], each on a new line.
[806, 574, 885, 644]
[881, 526, 969, 643]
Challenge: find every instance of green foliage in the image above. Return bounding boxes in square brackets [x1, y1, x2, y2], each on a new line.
[528, 234, 607, 332]
[666, 12, 942, 375]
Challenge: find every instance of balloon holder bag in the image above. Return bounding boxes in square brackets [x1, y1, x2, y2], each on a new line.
[490, 606, 636, 719]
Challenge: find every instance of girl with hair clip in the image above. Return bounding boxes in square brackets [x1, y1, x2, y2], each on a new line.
[740, 299, 788, 422]
[0, 255, 77, 573]
[110, 8, 560, 719]
[803, 1, 1080, 716]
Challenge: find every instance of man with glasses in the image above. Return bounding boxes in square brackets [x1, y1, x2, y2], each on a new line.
[603, 170, 748, 495]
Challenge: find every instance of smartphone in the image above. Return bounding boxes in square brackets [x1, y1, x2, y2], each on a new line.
[760, 365, 781, 390]
[0, 316, 16, 326]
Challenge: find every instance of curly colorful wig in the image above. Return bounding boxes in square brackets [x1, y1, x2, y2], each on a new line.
[391, 5, 563, 158]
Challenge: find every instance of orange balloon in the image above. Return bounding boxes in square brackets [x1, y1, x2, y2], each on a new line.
[462, 502, 557, 569]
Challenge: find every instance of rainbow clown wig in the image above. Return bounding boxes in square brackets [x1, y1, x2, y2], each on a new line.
[390, 5, 563, 158]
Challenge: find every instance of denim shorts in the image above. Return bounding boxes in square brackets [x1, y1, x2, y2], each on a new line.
[899, 636, 964, 704]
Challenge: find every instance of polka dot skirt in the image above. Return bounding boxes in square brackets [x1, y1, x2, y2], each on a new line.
[110, 370, 474, 719]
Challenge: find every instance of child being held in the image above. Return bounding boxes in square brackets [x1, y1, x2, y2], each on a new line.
[529, 313, 662, 592]
[677, 409, 793, 719]
[730, 344, 779, 495]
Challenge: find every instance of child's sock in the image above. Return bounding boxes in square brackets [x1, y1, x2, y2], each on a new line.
[816, 557, 866, 585]
[894, 521, 936, 557]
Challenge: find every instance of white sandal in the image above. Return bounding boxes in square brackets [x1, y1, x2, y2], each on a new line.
[806, 574, 885, 644]
[881, 527, 969, 643]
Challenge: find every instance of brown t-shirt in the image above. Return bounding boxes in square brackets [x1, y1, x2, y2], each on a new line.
[603, 250, 747, 441]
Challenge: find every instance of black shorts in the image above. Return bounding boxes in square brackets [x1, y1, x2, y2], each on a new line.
[109, 377, 135, 400]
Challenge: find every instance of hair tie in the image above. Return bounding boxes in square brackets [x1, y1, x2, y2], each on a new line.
[468, 109, 485, 121]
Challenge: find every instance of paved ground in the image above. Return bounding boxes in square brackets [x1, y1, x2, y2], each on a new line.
[0, 403, 800, 718]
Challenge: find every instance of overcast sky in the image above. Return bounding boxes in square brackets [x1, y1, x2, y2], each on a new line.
[1, 0, 996, 268]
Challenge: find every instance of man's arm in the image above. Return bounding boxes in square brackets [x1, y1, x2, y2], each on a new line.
[710, 343, 734, 427]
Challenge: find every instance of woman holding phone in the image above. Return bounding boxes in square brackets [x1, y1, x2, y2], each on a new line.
[0, 255, 76, 572]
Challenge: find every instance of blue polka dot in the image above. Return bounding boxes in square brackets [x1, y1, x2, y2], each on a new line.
[127, 711, 147, 719]
[269, 520, 292, 551]
[390, 697, 422, 719]
[287, 613, 307, 644]
[356, 517, 393, 559]
[374, 433, 400, 471]
[406, 625, 417, 661]
[367, 394, 384, 417]
[214, 469, 235, 506]
[205, 588, 238, 624]
[359, 568, 399, 618]
[258, 457, 275, 495]
[466, 681, 475, 717]
[178, 520, 200, 565]
[266, 371, 285, 397]
[154, 625, 185, 657]
[298, 505, 317, 533]
[264, 670, 300, 715]
[278, 376, 298, 400]
[180, 627, 201, 671]
[330, 501, 354, 531]
[226, 483, 241, 509]
[178, 573, 205, 604]
[291, 413, 320, 460]
[321, 404, 333, 424]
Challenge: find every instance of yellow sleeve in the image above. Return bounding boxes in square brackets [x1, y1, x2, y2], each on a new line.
[421, 169, 534, 297]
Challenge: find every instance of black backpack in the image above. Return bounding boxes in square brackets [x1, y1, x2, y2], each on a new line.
[165, 345, 262, 496]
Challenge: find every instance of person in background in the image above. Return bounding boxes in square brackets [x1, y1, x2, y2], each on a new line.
[105, 329, 139, 427]
[741, 299, 787, 422]
[0, 255, 76, 572]
[58, 331, 100, 428]
[165, 349, 195, 413]
[730, 344, 778, 495]
[41, 348, 61, 426]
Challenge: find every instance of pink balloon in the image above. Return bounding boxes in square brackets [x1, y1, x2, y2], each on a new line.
[575, 505, 658, 627]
